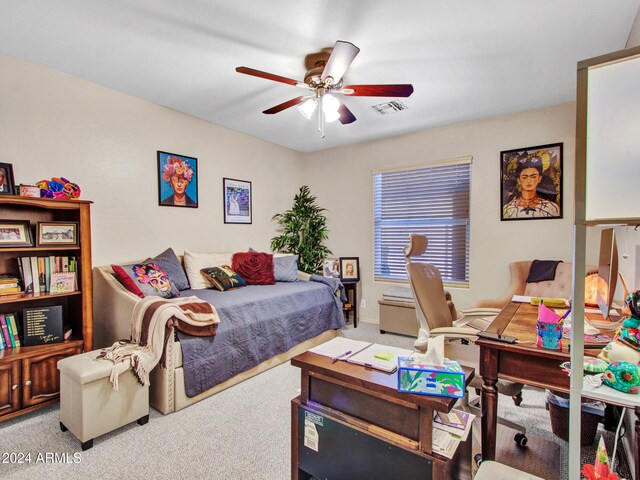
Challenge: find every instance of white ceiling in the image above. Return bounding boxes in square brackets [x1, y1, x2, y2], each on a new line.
[1, 1, 638, 153]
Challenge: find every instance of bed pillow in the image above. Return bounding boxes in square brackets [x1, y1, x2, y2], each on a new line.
[248, 249, 298, 282]
[200, 266, 247, 291]
[273, 254, 299, 282]
[149, 247, 190, 291]
[112, 261, 179, 299]
[232, 252, 275, 285]
[183, 250, 233, 289]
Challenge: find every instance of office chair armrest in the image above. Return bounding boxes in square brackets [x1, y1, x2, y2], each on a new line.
[429, 326, 479, 341]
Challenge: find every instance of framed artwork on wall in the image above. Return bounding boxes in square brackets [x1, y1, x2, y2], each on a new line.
[500, 142, 563, 221]
[340, 257, 360, 282]
[0, 162, 15, 196]
[223, 178, 252, 224]
[157, 151, 198, 208]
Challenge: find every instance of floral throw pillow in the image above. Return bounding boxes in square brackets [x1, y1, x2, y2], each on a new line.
[231, 252, 275, 285]
[112, 261, 179, 299]
[200, 266, 247, 291]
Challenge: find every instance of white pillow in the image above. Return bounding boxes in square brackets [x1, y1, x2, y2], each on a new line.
[183, 250, 233, 289]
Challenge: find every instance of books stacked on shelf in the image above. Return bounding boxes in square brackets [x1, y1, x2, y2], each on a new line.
[0, 312, 21, 350]
[0, 274, 21, 295]
[431, 409, 475, 459]
[17, 256, 78, 294]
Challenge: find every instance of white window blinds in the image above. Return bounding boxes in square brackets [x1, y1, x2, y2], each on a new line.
[373, 160, 470, 284]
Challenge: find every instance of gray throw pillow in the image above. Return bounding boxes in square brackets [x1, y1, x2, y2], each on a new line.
[150, 248, 190, 290]
[273, 255, 299, 282]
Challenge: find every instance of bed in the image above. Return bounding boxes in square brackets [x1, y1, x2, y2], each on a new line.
[93, 265, 344, 413]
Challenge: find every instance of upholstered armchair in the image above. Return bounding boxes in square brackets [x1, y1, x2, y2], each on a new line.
[473, 261, 596, 309]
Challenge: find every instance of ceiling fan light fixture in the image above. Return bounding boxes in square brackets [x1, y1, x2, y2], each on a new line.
[297, 97, 317, 119]
[322, 94, 340, 123]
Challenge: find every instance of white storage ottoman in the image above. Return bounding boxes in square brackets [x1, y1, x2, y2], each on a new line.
[57, 350, 149, 450]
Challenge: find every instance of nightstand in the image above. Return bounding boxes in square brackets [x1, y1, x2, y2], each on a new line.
[342, 280, 359, 328]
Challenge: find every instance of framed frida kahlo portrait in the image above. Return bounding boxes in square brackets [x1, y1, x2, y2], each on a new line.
[157, 151, 198, 208]
[223, 178, 252, 224]
[500, 142, 563, 221]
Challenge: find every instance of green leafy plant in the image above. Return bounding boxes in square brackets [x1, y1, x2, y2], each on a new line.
[271, 186, 332, 274]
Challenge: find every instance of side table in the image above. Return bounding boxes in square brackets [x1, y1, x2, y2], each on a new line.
[342, 280, 359, 328]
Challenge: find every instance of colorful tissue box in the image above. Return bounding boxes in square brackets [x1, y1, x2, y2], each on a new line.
[397, 357, 466, 398]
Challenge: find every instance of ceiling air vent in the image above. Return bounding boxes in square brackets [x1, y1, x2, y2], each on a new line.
[371, 100, 409, 115]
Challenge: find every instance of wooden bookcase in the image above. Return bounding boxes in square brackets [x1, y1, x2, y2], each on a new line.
[0, 196, 92, 421]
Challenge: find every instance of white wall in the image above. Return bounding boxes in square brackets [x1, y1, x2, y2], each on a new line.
[0, 53, 303, 265]
[303, 103, 580, 321]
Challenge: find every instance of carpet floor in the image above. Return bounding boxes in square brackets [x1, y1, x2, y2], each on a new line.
[0, 321, 632, 479]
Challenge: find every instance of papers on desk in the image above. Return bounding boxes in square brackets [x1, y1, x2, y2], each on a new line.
[432, 409, 476, 459]
[308, 337, 414, 373]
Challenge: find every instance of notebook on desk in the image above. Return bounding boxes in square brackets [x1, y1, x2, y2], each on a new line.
[345, 344, 415, 373]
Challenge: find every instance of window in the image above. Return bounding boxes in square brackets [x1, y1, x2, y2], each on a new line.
[373, 159, 471, 285]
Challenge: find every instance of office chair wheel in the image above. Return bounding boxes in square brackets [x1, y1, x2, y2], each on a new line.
[474, 453, 483, 467]
[512, 392, 523, 406]
[514, 433, 528, 447]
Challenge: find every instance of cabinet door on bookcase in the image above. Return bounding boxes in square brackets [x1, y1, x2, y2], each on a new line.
[21, 345, 81, 407]
[0, 360, 20, 417]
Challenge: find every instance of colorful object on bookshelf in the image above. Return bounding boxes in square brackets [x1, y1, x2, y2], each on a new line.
[397, 357, 465, 398]
[50, 272, 76, 294]
[36, 177, 81, 200]
[17, 255, 78, 294]
[0, 273, 21, 295]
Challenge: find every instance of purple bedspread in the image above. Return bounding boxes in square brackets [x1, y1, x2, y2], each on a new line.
[176, 281, 344, 397]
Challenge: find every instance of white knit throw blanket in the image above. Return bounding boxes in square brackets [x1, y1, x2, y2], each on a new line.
[98, 296, 220, 390]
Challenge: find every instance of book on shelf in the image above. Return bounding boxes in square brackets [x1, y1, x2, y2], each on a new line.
[0, 315, 12, 348]
[22, 305, 63, 346]
[50, 272, 76, 294]
[15, 256, 79, 296]
[6, 313, 20, 347]
[19, 257, 34, 293]
[29, 257, 39, 293]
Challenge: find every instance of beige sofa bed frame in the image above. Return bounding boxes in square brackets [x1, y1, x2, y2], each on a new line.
[93, 265, 337, 414]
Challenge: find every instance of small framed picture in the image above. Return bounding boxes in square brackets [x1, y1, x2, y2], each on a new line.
[223, 178, 252, 224]
[0, 163, 15, 196]
[500, 142, 563, 221]
[36, 221, 79, 247]
[158, 151, 198, 208]
[340, 257, 360, 282]
[18, 184, 41, 197]
[0, 220, 32, 247]
[323, 258, 340, 278]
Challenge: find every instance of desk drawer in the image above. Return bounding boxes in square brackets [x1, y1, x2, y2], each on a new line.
[309, 376, 420, 440]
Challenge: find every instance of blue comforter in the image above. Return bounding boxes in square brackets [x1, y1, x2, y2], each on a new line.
[176, 281, 345, 397]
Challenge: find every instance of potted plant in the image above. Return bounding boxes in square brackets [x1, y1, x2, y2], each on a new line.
[271, 186, 331, 274]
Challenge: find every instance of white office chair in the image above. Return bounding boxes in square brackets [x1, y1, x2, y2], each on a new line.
[404, 234, 527, 451]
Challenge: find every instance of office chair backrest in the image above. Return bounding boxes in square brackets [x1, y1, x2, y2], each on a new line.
[404, 234, 454, 332]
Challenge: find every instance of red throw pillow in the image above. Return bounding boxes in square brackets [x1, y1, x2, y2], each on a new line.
[231, 252, 275, 285]
[112, 264, 145, 298]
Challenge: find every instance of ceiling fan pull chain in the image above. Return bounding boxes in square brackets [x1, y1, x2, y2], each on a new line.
[318, 97, 325, 138]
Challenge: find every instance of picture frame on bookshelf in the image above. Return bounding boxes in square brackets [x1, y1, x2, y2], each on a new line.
[0, 219, 33, 248]
[0, 162, 15, 196]
[36, 221, 79, 247]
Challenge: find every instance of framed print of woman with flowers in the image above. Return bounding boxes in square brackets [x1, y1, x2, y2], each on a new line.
[157, 151, 198, 208]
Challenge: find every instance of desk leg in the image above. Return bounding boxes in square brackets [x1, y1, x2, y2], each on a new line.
[291, 399, 299, 480]
[480, 347, 498, 462]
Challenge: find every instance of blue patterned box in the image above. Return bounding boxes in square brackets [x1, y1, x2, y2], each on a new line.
[397, 357, 466, 398]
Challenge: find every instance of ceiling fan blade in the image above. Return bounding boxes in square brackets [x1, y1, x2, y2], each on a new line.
[236, 66, 309, 88]
[338, 104, 357, 125]
[262, 96, 306, 115]
[321, 41, 360, 84]
[341, 84, 414, 97]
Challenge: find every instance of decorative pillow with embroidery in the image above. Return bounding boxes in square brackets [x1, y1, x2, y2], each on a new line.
[231, 252, 275, 285]
[200, 265, 246, 291]
[149, 247, 190, 291]
[112, 261, 179, 299]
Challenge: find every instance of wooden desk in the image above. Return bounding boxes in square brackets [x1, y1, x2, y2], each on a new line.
[478, 302, 640, 477]
[291, 351, 474, 479]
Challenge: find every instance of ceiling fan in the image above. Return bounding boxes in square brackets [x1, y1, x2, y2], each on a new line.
[236, 40, 414, 137]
